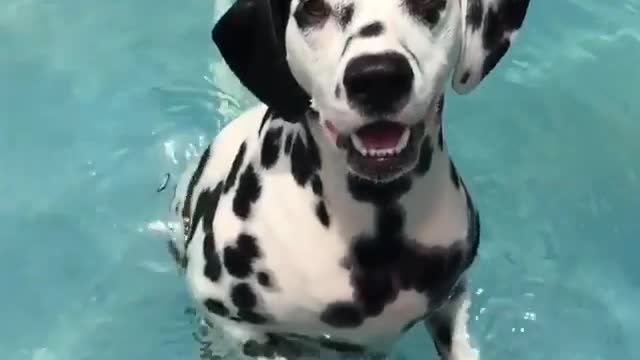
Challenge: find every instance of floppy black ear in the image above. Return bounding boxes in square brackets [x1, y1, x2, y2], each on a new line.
[452, 0, 531, 94]
[212, 0, 310, 118]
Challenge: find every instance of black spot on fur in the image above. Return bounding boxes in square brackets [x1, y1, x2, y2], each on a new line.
[489, 0, 530, 38]
[311, 174, 323, 196]
[467, 0, 483, 31]
[359, 22, 384, 37]
[242, 335, 303, 358]
[320, 302, 364, 328]
[460, 71, 471, 84]
[235, 310, 269, 324]
[284, 133, 294, 155]
[242, 336, 285, 358]
[356, 242, 467, 314]
[347, 175, 412, 205]
[414, 135, 434, 175]
[224, 142, 247, 193]
[261, 126, 284, 169]
[203, 232, 222, 282]
[342, 35, 354, 58]
[403, 0, 446, 26]
[243, 339, 274, 358]
[224, 233, 261, 278]
[356, 270, 396, 316]
[340, 256, 353, 270]
[231, 282, 257, 310]
[338, 3, 355, 28]
[480, 1, 530, 77]
[186, 182, 223, 250]
[409, 246, 465, 299]
[346, 198, 475, 319]
[204, 298, 229, 317]
[200, 187, 220, 236]
[437, 94, 445, 116]
[306, 108, 320, 122]
[315, 201, 330, 227]
[258, 108, 274, 135]
[428, 312, 453, 356]
[182, 145, 211, 234]
[290, 135, 311, 185]
[336, 134, 350, 150]
[436, 96, 445, 149]
[482, 40, 510, 78]
[290, 131, 321, 186]
[257, 271, 273, 288]
[449, 160, 460, 189]
[354, 206, 405, 269]
[319, 339, 366, 353]
[352, 238, 396, 269]
[350, 206, 405, 316]
[233, 164, 261, 219]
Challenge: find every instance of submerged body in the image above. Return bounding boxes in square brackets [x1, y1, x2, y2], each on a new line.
[170, 103, 479, 359]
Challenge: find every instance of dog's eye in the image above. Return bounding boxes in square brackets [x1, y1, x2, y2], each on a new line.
[302, 0, 330, 18]
[405, 0, 447, 26]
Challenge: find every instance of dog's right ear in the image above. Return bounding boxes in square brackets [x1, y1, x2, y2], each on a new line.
[212, 0, 310, 118]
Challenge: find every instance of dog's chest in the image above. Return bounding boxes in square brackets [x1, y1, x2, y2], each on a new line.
[198, 177, 467, 349]
[179, 111, 476, 351]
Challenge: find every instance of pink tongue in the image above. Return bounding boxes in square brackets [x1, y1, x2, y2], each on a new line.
[355, 122, 406, 150]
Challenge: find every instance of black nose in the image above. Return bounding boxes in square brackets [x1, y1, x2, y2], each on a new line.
[343, 52, 414, 114]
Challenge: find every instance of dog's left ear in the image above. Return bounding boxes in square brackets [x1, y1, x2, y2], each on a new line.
[452, 0, 531, 94]
[212, 0, 310, 118]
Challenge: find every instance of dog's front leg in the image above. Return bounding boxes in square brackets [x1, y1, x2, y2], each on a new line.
[424, 289, 479, 360]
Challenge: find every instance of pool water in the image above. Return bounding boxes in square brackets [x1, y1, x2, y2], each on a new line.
[1, 0, 639, 359]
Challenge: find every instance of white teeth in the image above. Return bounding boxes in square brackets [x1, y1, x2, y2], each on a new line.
[350, 133, 367, 155]
[350, 128, 411, 157]
[397, 128, 410, 152]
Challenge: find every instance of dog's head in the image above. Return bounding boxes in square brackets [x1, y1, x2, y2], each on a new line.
[213, 0, 530, 182]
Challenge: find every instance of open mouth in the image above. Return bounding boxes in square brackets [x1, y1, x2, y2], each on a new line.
[350, 122, 410, 158]
[345, 121, 425, 182]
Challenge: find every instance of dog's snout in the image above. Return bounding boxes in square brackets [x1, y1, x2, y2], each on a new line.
[343, 52, 413, 114]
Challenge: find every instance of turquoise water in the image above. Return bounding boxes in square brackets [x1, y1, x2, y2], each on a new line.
[1, 0, 639, 359]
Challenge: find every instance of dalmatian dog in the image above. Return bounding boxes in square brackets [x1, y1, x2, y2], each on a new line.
[168, 0, 530, 359]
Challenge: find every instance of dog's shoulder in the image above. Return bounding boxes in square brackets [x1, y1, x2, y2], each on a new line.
[206, 103, 272, 183]
[170, 102, 341, 315]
